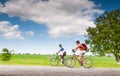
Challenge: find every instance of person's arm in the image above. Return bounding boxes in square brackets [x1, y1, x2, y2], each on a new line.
[57, 49, 61, 54]
[74, 47, 77, 51]
[57, 48, 62, 54]
[74, 44, 84, 51]
[74, 45, 79, 51]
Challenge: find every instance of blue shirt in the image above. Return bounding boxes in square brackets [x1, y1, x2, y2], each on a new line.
[61, 47, 64, 51]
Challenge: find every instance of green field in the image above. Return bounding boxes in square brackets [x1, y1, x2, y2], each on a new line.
[0, 54, 120, 68]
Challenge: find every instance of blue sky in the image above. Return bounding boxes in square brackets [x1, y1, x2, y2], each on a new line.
[0, 0, 120, 54]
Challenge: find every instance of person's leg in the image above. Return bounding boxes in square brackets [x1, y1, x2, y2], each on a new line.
[58, 51, 63, 64]
[61, 52, 66, 63]
[60, 55, 63, 64]
[62, 52, 66, 59]
[79, 51, 85, 60]
[72, 54, 75, 58]
[79, 51, 84, 66]
[70, 51, 77, 65]
[80, 51, 86, 60]
[80, 55, 84, 60]
[60, 51, 64, 64]
[74, 50, 79, 58]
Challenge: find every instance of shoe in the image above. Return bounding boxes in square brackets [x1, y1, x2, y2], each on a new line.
[62, 60, 65, 64]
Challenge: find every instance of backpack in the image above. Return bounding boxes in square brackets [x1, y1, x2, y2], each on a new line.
[81, 43, 88, 51]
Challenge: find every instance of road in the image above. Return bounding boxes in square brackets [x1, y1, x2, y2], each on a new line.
[0, 65, 120, 76]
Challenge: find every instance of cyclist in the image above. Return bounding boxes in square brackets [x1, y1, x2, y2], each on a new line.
[56, 44, 66, 64]
[73, 40, 86, 65]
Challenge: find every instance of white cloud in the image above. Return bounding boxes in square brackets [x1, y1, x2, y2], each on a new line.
[0, 0, 104, 37]
[0, 21, 23, 39]
[26, 31, 34, 36]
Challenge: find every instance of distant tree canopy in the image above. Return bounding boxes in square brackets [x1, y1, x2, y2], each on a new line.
[1, 48, 12, 61]
[86, 9, 120, 62]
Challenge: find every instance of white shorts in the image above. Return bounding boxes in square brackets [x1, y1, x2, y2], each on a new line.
[74, 50, 86, 56]
[58, 51, 65, 55]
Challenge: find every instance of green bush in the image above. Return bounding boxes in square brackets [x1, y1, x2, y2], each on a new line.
[1, 48, 12, 61]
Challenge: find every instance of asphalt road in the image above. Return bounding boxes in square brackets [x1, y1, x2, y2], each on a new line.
[0, 65, 120, 76]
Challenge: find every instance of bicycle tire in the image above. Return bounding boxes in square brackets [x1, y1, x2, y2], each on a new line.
[82, 58, 93, 68]
[66, 58, 76, 68]
[50, 58, 59, 66]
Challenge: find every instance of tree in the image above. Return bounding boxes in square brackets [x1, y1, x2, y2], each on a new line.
[86, 9, 120, 62]
[1, 48, 12, 61]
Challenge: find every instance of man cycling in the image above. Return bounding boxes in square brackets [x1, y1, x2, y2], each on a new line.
[57, 44, 66, 64]
[73, 40, 86, 64]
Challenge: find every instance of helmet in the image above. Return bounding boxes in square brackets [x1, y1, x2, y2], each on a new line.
[59, 44, 62, 47]
[75, 40, 80, 43]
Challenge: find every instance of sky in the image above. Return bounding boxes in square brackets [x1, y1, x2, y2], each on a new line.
[0, 0, 120, 54]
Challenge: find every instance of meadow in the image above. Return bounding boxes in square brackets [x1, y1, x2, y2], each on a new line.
[0, 54, 120, 68]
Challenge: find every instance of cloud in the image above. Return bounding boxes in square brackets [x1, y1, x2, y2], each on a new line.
[0, 0, 104, 37]
[25, 31, 34, 36]
[0, 21, 23, 39]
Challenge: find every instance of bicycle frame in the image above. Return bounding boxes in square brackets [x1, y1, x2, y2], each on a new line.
[50, 54, 68, 66]
[55, 54, 60, 61]
[72, 54, 83, 62]
[66, 54, 93, 68]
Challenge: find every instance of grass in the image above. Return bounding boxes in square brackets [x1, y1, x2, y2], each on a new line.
[0, 54, 120, 68]
[0, 54, 51, 66]
[89, 56, 120, 68]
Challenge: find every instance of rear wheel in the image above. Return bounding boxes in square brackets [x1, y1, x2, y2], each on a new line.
[66, 58, 76, 68]
[82, 58, 93, 68]
[50, 58, 59, 66]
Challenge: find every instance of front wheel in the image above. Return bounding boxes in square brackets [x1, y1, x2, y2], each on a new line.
[66, 58, 76, 68]
[50, 58, 59, 66]
[82, 58, 93, 68]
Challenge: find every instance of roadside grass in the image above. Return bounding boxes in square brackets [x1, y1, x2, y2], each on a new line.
[91, 56, 120, 68]
[0, 54, 51, 66]
[0, 54, 120, 68]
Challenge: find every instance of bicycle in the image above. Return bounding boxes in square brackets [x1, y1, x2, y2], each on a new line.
[66, 52, 93, 68]
[50, 54, 67, 66]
